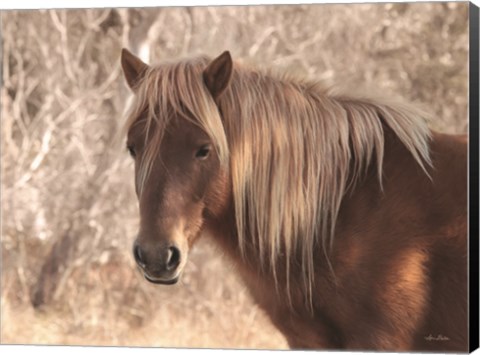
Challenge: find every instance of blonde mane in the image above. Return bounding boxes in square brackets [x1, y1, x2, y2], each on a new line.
[125, 55, 432, 303]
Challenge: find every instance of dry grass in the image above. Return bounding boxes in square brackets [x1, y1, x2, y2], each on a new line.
[1, 2, 468, 348]
[2, 240, 285, 348]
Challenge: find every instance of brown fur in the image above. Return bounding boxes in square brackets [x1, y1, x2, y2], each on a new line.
[211, 131, 467, 351]
[121, 49, 468, 351]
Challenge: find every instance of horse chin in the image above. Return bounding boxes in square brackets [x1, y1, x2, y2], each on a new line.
[144, 274, 180, 285]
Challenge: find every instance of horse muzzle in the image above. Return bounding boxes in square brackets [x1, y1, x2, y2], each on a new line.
[133, 241, 184, 285]
[144, 273, 180, 285]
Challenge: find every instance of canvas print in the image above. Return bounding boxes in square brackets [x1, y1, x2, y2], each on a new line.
[0, 1, 476, 353]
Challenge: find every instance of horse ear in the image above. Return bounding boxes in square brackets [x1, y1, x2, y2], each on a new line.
[203, 51, 233, 99]
[121, 48, 149, 92]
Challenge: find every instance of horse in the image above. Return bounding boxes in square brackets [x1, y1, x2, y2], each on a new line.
[119, 48, 468, 352]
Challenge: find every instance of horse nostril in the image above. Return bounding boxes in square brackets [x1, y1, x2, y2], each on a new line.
[166, 246, 181, 271]
[133, 243, 146, 268]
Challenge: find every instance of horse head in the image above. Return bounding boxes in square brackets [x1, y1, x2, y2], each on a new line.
[121, 49, 232, 284]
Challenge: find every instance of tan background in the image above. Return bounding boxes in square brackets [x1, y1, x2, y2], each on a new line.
[1, 2, 468, 348]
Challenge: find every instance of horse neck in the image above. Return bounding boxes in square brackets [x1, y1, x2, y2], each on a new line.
[331, 110, 466, 246]
[204, 199, 252, 266]
[204, 187, 331, 298]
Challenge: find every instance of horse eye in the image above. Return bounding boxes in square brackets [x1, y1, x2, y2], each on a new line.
[195, 145, 211, 160]
[127, 145, 136, 158]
